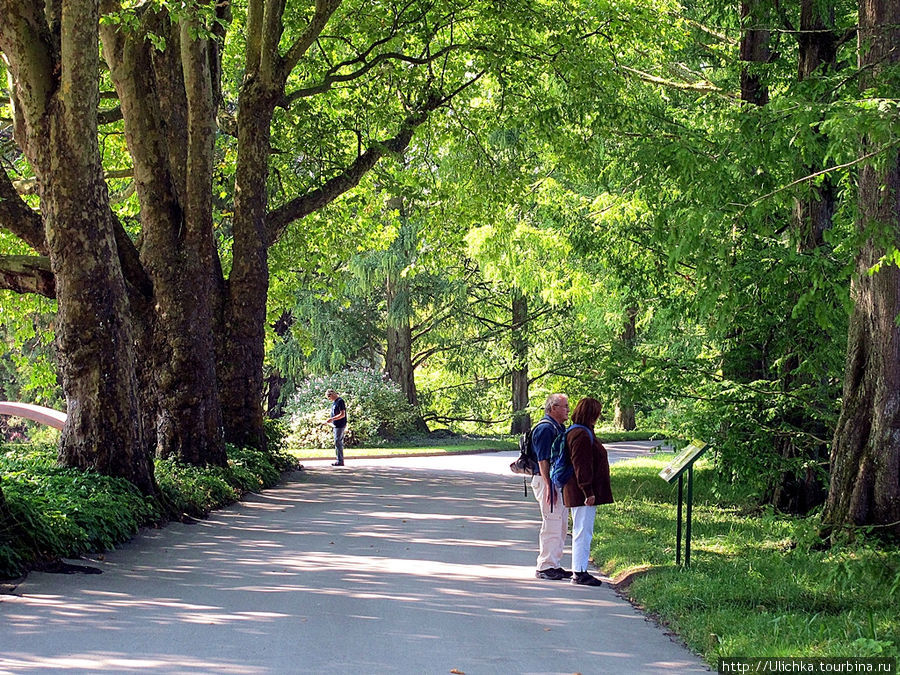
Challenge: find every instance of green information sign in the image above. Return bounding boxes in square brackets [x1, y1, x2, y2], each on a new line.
[659, 441, 707, 483]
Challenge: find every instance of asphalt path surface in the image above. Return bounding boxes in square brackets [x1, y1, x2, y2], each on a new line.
[0, 443, 709, 674]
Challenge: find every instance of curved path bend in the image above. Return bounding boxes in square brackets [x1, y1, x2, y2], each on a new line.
[0, 444, 709, 674]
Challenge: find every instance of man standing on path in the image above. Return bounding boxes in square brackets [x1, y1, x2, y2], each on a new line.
[532, 393, 571, 580]
[325, 389, 347, 466]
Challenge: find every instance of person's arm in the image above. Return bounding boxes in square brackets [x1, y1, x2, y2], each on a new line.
[533, 423, 555, 505]
[325, 402, 346, 424]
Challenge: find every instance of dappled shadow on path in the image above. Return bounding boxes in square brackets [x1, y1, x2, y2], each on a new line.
[0, 465, 706, 674]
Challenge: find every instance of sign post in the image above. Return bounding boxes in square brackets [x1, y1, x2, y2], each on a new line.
[659, 441, 707, 567]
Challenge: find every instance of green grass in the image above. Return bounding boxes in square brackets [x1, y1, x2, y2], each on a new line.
[592, 455, 900, 665]
[289, 429, 667, 459]
[289, 438, 516, 459]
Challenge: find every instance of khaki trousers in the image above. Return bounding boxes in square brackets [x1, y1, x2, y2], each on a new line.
[531, 475, 568, 571]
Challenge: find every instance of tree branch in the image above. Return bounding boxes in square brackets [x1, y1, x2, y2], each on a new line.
[0, 170, 47, 253]
[284, 44, 462, 105]
[738, 139, 900, 216]
[620, 64, 734, 97]
[266, 75, 484, 246]
[0, 255, 55, 297]
[279, 0, 342, 82]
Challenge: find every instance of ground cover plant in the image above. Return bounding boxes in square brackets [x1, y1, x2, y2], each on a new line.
[0, 441, 296, 579]
[592, 455, 900, 665]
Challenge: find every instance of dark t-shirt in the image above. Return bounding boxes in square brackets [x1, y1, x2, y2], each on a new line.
[532, 415, 564, 462]
[331, 397, 347, 428]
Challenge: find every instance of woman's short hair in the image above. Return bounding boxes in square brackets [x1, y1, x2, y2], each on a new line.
[571, 397, 602, 427]
[325, 389, 337, 397]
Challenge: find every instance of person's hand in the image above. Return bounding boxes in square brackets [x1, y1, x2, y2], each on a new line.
[584, 495, 596, 506]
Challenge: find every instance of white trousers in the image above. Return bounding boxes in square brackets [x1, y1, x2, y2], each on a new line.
[570, 505, 597, 573]
[531, 475, 568, 570]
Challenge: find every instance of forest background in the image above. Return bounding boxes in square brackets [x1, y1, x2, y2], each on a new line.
[0, 0, 899, 548]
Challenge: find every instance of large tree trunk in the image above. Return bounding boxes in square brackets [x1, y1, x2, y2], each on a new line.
[510, 292, 531, 434]
[384, 271, 429, 433]
[101, 8, 226, 466]
[218, 81, 277, 452]
[385, 306, 418, 406]
[0, 0, 156, 494]
[822, 0, 900, 535]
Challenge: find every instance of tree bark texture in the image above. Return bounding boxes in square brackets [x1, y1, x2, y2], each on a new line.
[510, 292, 531, 434]
[385, 288, 419, 408]
[218, 80, 278, 452]
[740, 0, 771, 105]
[0, 0, 156, 494]
[793, 0, 838, 250]
[101, 8, 226, 466]
[823, 0, 900, 535]
[614, 401, 636, 431]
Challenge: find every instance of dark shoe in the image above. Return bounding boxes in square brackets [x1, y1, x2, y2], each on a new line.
[535, 568, 565, 580]
[331, 461, 344, 466]
[571, 571, 602, 586]
[554, 568, 573, 579]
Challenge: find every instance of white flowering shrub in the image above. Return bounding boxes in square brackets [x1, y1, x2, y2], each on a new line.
[284, 367, 418, 449]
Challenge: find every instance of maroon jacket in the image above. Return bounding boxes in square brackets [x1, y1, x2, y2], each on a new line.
[562, 426, 614, 508]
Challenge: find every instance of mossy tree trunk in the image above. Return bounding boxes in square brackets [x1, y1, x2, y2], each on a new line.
[101, 5, 227, 466]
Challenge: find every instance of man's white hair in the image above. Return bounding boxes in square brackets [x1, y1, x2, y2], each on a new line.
[544, 393, 567, 415]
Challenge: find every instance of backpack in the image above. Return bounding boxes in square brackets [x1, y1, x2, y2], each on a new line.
[510, 419, 553, 496]
[550, 423, 595, 489]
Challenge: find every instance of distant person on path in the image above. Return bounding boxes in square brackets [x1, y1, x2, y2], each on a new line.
[532, 393, 571, 581]
[563, 397, 612, 587]
[325, 389, 347, 466]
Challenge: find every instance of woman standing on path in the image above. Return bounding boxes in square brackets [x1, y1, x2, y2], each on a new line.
[563, 397, 613, 587]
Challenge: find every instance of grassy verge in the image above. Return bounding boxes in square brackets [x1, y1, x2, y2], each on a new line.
[0, 442, 296, 579]
[592, 455, 900, 665]
[289, 429, 667, 459]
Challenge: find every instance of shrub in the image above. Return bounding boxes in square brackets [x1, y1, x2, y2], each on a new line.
[284, 366, 418, 448]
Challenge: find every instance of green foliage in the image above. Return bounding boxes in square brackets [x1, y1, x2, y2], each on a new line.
[0, 294, 62, 416]
[592, 456, 900, 663]
[284, 366, 418, 448]
[0, 443, 156, 577]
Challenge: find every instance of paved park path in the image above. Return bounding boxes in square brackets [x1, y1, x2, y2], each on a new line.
[0, 444, 709, 674]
